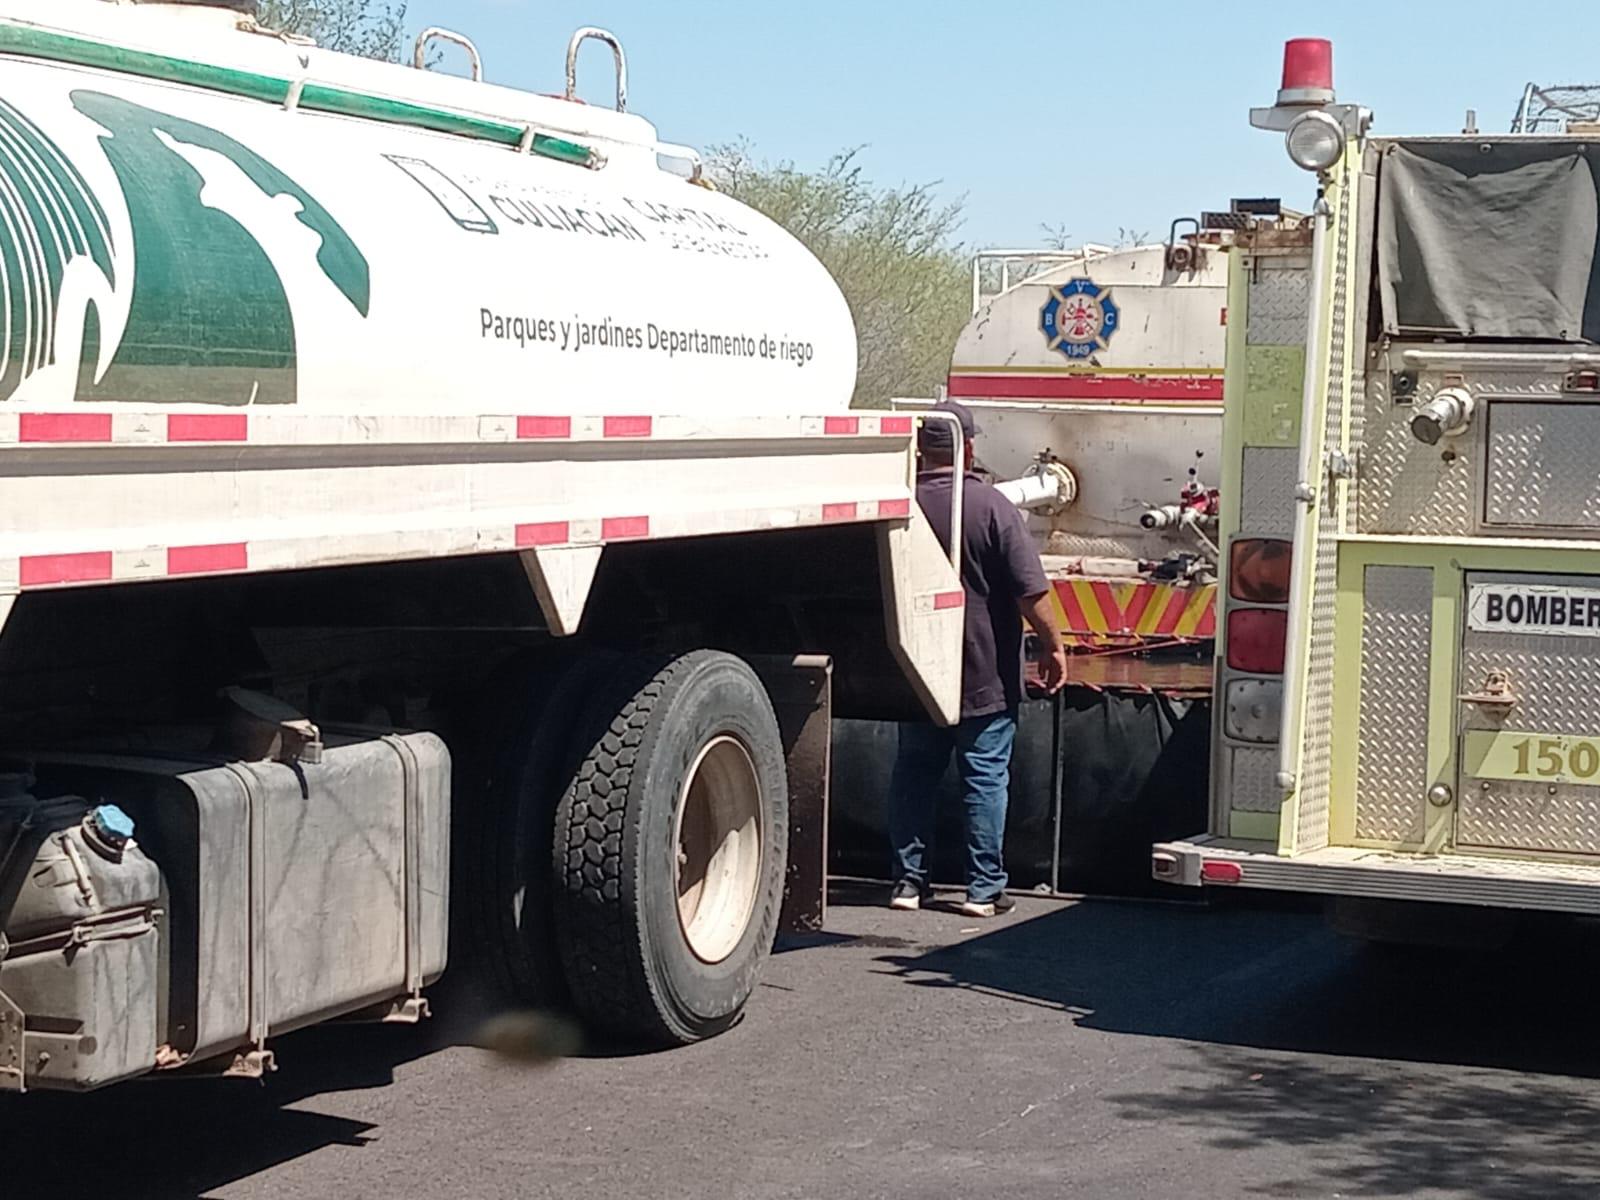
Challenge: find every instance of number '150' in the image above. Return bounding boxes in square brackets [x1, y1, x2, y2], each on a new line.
[1513, 738, 1600, 779]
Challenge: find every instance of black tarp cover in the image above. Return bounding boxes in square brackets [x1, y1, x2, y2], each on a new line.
[1379, 140, 1600, 342]
[829, 690, 1211, 898]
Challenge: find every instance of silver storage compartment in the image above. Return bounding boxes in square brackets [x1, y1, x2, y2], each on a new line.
[1484, 401, 1600, 530]
[31, 729, 449, 1067]
[0, 796, 162, 1091]
[1459, 572, 1600, 855]
[1357, 348, 1587, 538]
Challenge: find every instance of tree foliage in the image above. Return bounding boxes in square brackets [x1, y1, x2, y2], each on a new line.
[255, 0, 408, 62]
[709, 143, 968, 410]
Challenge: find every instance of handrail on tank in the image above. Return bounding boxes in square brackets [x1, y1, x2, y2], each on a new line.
[1512, 81, 1537, 132]
[414, 28, 484, 81]
[968, 247, 1113, 315]
[566, 28, 627, 113]
[656, 142, 706, 185]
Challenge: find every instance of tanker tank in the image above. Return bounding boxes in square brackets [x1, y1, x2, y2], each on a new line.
[0, 0, 857, 416]
[897, 203, 1306, 677]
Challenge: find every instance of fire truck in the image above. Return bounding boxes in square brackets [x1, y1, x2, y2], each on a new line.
[901, 215, 1308, 699]
[0, 0, 967, 1091]
[1155, 38, 1600, 936]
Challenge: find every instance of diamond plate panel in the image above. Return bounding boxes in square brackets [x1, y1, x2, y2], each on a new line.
[1240, 447, 1297, 532]
[1293, 180, 1355, 854]
[1459, 782, 1600, 856]
[1460, 576, 1600, 855]
[1484, 403, 1600, 528]
[1246, 267, 1310, 346]
[1356, 364, 1572, 536]
[1357, 370, 1478, 535]
[1461, 630, 1600, 735]
[1355, 566, 1432, 844]
[1229, 746, 1284, 813]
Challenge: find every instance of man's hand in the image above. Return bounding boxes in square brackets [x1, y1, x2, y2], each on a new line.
[1019, 591, 1068, 696]
[1038, 644, 1068, 695]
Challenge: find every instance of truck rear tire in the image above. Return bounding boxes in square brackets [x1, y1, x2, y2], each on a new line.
[552, 650, 789, 1046]
[469, 656, 598, 1007]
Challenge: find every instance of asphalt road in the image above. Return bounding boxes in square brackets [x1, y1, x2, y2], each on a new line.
[9, 885, 1600, 1200]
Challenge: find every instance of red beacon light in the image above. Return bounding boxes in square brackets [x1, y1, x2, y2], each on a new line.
[1278, 37, 1335, 107]
[1256, 38, 1351, 172]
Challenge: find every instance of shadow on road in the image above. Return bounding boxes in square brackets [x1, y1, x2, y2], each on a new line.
[9, 888, 1600, 1200]
[0, 977, 506, 1200]
[874, 894, 1600, 1198]
[1107, 1042, 1600, 1199]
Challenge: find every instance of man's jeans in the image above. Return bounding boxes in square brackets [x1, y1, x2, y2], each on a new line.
[888, 710, 1017, 903]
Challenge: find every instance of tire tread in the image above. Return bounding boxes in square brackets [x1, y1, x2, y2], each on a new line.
[554, 659, 678, 1039]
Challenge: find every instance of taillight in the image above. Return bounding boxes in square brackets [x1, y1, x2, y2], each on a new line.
[1227, 608, 1288, 674]
[1201, 860, 1244, 884]
[1229, 539, 1293, 603]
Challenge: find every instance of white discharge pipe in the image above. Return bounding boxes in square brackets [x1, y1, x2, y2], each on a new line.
[1276, 194, 1332, 792]
[994, 462, 1078, 512]
[994, 473, 1062, 510]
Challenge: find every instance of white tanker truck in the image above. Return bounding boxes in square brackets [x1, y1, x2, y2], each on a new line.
[0, 0, 968, 1091]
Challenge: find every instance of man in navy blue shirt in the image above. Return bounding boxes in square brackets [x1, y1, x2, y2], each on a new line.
[889, 400, 1066, 917]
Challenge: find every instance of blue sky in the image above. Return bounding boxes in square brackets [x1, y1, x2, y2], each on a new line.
[407, 1, 1599, 249]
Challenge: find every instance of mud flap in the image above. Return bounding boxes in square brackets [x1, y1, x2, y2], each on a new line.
[876, 510, 963, 726]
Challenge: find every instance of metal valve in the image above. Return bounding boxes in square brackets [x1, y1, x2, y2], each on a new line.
[1410, 386, 1475, 445]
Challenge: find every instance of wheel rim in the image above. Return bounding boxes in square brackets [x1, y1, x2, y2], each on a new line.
[673, 735, 763, 964]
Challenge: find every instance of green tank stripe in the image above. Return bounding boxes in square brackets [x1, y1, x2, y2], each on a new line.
[0, 24, 602, 168]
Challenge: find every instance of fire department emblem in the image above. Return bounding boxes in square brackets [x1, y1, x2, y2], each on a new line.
[1040, 278, 1120, 361]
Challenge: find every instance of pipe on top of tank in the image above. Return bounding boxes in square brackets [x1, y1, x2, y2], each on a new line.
[135, 0, 259, 10]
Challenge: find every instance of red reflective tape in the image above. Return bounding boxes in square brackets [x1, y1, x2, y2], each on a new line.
[602, 515, 650, 540]
[947, 374, 1224, 403]
[823, 416, 860, 435]
[19, 413, 112, 443]
[934, 590, 965, 611]
[1121, 583, 1156, 635]
[168, 413, 248, 442]
[880, 416, 914, 435]
[167, 543, 248, 576]
[516, 521, 570, 547]
[1153, 590, 1187, 636]
[1056, 579, 1091, 635]
[21, 551, 113, 587]
[1195, 597, 1218, 638]
[879, 498, 912, 518]
[603, 415, 653, 438]
[1090, 581, 1122, 633]
[822, 502, 858, 522]
[517, 415, 572, 439]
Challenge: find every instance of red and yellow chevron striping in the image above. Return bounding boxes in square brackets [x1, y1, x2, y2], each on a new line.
[1049, 578, 1217, 649]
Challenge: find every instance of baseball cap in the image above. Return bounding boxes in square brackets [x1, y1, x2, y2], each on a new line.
[917, 399, 979, 454]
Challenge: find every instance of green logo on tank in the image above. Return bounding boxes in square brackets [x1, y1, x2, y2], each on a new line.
[0, 91, 370, 406]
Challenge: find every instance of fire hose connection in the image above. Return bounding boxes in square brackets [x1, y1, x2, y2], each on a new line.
[1410, 386, 1475, 445]
[994, 459, 1078, 514]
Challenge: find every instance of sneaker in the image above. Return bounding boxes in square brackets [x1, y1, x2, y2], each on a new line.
[889, 880, 925, 911]
[959, 894, 1016, 918]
